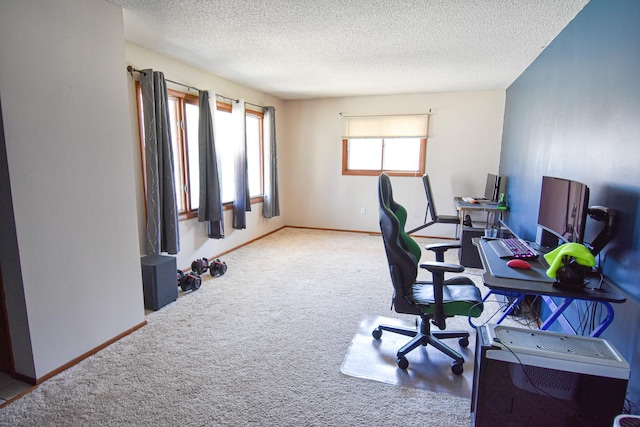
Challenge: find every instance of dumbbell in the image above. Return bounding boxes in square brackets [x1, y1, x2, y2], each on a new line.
[209, 258, 228, 277]
[191, 258, 209, 275]
[177, 269, 202, 292]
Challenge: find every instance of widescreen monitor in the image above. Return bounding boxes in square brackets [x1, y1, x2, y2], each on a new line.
[536, 176, 590, 247]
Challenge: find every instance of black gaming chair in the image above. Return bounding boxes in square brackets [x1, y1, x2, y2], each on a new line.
[374, 173, 484, 374]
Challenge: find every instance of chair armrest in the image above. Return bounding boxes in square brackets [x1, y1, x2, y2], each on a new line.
[425, 242, 462, 262]
[419, 261, 464, 274]
[425, 242, 462, 252]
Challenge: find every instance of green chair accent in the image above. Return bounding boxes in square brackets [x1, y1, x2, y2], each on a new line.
[373, 173, 484, 375]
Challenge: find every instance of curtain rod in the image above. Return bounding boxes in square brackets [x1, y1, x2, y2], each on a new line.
[127, 66, 199, 93]
[215, 94, 266, 111]
[127, 66, 266, 110]
[339, 110, 432, 118]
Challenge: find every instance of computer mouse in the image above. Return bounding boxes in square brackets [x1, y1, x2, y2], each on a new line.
[507, 259, 531, 269]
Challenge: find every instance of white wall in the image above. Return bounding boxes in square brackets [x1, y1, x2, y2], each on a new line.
[124, 44, 287, 270]
[0, 0, 145, 379]
[281, 91, 506, 238]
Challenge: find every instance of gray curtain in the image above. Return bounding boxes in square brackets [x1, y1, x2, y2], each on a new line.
[232, 99, 251, 229]
[262, 106, 280, 218]
[197, 90, 224, 238]
[140, 69, 180, 255]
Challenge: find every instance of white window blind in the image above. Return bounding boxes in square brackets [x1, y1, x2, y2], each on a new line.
[341, 114, 429, 139]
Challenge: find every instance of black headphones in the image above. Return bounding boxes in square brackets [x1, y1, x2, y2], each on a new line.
[554, 256, 589, 289]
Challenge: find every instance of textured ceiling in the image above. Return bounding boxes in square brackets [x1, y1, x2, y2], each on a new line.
[109, 0, 589, 100]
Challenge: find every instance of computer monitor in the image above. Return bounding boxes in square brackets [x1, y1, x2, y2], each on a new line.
[536, 176, 590, 248]
[496, 175, 507, 202]
[483, 173, 499, 201]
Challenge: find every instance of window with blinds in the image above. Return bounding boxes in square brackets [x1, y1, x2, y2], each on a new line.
[341, 114, 428, 176]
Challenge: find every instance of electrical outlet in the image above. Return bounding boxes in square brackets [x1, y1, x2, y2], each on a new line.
[360, 207, 366, 215]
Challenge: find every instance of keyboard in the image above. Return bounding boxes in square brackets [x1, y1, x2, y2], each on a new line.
[499, 238, 538, 259]
[493, 238, 538, 260]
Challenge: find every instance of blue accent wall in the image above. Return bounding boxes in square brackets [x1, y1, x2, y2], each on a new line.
[500, 0, 640, 413]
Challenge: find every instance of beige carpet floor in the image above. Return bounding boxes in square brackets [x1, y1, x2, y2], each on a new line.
[0, 228, 532, 426]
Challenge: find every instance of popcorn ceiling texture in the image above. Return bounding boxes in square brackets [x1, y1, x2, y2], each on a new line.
[111, 0, 589, 99]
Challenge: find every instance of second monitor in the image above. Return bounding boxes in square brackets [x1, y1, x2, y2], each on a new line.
[482, 173, 506, 202]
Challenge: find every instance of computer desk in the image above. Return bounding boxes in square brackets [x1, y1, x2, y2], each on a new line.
[453, 197, 506, 229]
[475, 237, 626, 337]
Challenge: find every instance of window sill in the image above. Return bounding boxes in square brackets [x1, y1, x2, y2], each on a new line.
[178, 196, 265, 221]
[342, 170, 424, 177]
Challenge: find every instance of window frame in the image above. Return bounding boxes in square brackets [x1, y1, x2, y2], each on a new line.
[168, 88, 200, 219]
[214, 101, 265, 206]
[245, 108, 265, 201]
[135, 84, 201, 220]
[341, 137, 427, 177]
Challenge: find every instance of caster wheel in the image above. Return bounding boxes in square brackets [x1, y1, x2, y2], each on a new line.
[451, 362, 463, 375]
[397, 356, 409, 370]
[459, 337, 469, 348]
[372, 328, 382, 340]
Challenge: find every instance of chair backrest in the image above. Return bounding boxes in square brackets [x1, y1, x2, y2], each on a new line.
[378, 174, 421, 314]
[422, 174, 438, 221]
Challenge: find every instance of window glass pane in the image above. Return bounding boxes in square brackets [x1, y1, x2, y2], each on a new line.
[348, 138, 382, 170]
[185, 103, 199, 210]
[383, 138, 420, 171]
[214, 109, 235, 203]
[246, 115, 262, 197]
[168, 97, 184, 212]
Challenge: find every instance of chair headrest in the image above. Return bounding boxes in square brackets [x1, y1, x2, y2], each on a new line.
[378, 173, 418, 291]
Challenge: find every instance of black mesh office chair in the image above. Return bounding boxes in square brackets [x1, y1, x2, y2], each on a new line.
[374, 173, 484, 374]
[407, 174, 460, 235]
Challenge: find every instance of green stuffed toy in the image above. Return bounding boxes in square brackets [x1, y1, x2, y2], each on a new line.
[543, 242, 596, 279]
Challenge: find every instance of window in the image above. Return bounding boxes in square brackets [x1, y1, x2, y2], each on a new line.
[341, 114, 428, 176]
[167, 90, 199, 218]
[214, 103, 264, 203]
[135, 83, 264, 220]
[245, 113, 264, 198]
[343, 137, 425, 176]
